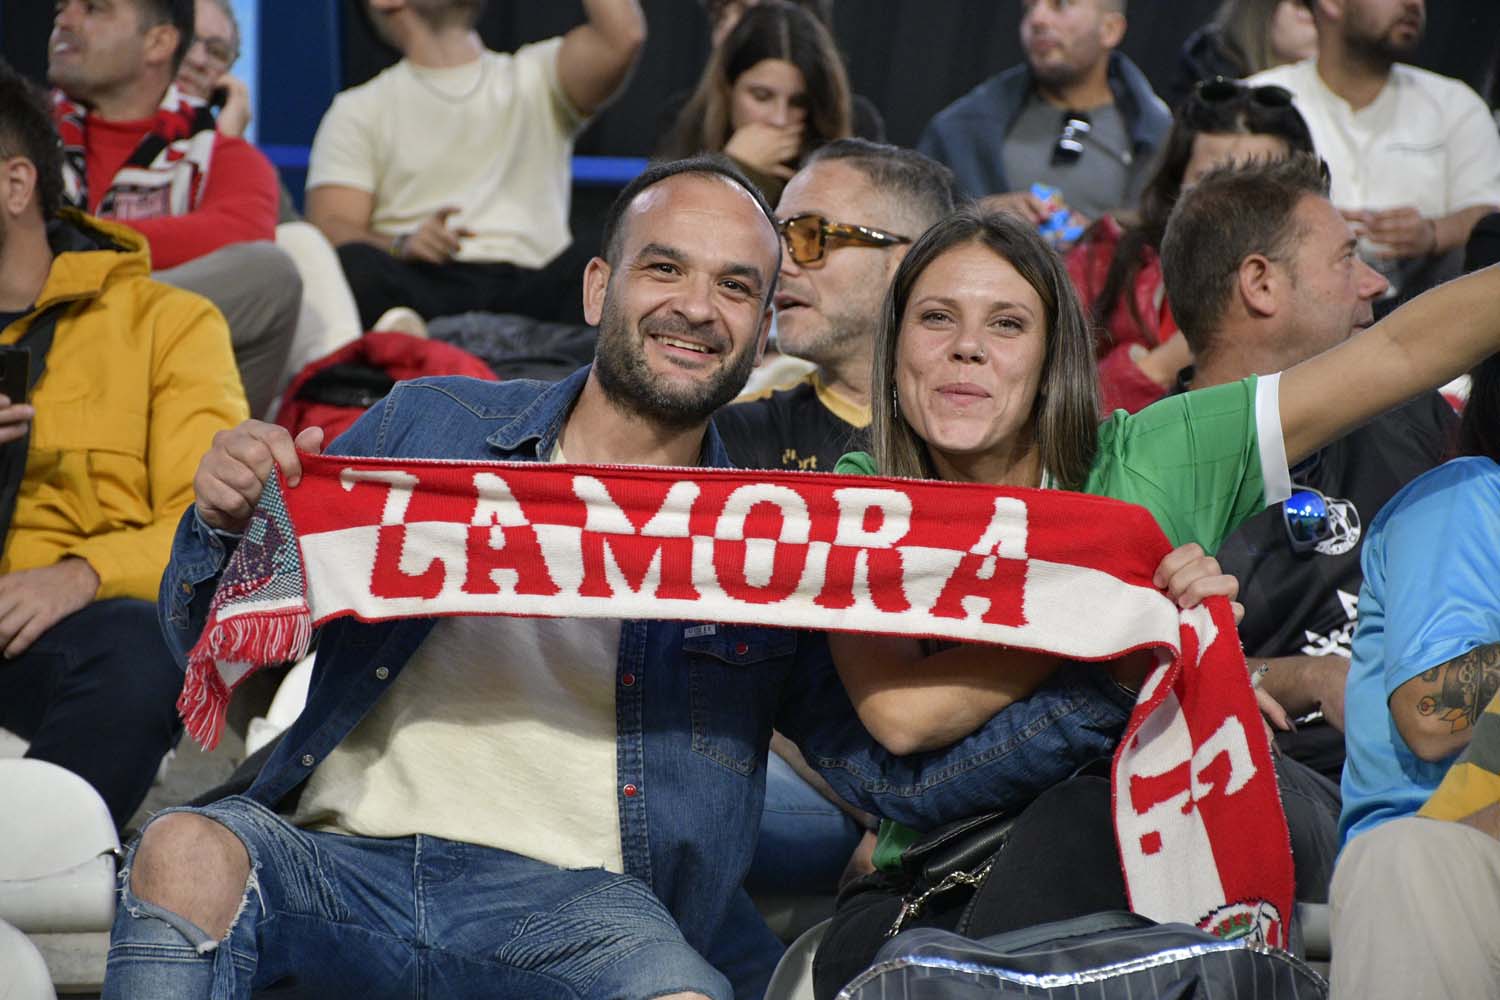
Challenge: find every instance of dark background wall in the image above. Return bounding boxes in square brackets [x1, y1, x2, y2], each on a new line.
[6, 0, 1498, 159]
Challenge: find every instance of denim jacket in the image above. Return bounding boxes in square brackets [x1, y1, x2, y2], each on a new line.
[158, 365, 1134, 954]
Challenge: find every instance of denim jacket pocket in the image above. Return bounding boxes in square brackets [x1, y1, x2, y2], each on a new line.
[684, 626, 793, 775]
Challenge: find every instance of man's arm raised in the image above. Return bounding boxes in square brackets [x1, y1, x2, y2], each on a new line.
[556, 0, 645, 117]
[1279, 263, 1500, 465]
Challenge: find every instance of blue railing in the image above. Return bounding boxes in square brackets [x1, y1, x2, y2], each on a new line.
[262, 146, 648, 187]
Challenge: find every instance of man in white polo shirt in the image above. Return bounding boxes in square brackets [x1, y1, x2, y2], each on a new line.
[306, 0, 645, 329]
[1249, 0, 1500, 303]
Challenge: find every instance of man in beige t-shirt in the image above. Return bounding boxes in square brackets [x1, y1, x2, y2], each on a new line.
[307, 0, 645, 328]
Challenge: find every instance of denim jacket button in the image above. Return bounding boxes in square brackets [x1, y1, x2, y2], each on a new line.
[301, 754, 316, 767]
[375, 666, 390, 680]
[734, 642, 749, 656]
[620, 672, 635, 687]
[622, 783, 639, 798]
[180, 582, 192, 595]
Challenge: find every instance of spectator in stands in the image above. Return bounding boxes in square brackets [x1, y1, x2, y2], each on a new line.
[0, 61, 247, 830]
[669, 0, 884, 142]
[660, 1, 852, 205]
[47, 0, 299, 419]
[714, 140, 960, 934]
[1069, 76, 1315, 414]
[1250, 0, 1500, 303]
[1328, 354, 1500, 1000]
[917, 0, 1169, 227]
[1160, 150, 1454, 787]
[308, 0, 645, 331]
[175, 0, 250, 139]
[811, 155, 1500, 997]
[1172, 0, 1318, 106]
[105, 155, 1137, 1000]
[716, 139, 960, 471]
[172, 0, 367, 401]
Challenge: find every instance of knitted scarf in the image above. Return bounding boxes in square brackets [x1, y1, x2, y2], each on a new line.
[54, 86, 217, 220]
[181, 453, 1295, 948]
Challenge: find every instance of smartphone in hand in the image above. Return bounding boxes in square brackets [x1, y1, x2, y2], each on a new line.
[0, 346, 30, 406]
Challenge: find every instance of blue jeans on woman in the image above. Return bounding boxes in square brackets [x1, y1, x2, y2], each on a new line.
[748, 751, 865, 895]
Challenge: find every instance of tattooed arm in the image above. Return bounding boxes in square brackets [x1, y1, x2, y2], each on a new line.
[1390, 643, 1500, 762]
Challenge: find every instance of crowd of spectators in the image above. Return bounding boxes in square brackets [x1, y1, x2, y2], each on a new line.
[2, 0, 1500, 997]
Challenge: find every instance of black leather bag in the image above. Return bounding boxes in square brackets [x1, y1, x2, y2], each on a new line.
[878, 810, 1016, 939]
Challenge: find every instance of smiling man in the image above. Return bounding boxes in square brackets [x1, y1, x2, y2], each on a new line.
[101, 155, 1117, 1000]
[47, 0, 299, 417]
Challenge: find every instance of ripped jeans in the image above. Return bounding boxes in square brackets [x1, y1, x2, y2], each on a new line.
[103, 796, 731, 1000]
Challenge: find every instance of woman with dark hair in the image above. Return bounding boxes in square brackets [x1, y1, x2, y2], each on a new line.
[808, 184, 1500, 994]
[1172, 0, 1318, 107]
[659, 0, 852, 202]
[1068, 77, 1315, 413]
[810, 206, 1290, 998]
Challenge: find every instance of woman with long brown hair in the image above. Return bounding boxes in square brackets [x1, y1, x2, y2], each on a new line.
[659, 0, 852, 202]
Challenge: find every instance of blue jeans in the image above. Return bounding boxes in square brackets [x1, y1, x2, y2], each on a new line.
[104, 797, 731, 1000]
[747, 752, 863, 894]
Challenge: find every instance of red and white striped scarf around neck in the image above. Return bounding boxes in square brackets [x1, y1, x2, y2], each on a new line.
[54, 86, 217, 221]
[181, 453, 1295, 949]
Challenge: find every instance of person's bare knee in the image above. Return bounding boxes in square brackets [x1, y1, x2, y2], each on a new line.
[130, 813, 251, 940]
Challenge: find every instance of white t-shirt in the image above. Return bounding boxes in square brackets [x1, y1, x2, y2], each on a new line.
[307, 38, 585, 268]
[293, 613, 626, 872]
[1248, 60, 1500, 221]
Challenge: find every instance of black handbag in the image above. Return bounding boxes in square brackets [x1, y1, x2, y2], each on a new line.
[883, 809, 1017, 938]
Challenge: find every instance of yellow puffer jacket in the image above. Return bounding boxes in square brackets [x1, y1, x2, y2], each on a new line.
[1, 212, 248, 601]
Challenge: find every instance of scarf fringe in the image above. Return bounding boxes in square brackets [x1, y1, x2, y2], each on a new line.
[179, 606, 313, 750]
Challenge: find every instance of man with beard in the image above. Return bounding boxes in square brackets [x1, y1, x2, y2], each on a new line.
[106, 157, 1150, 1000]
[918, 0, 1168, 228]
[716, 139, 960, 472]
[1250, 0, 1500, 302]
[47, 0, 300, 418]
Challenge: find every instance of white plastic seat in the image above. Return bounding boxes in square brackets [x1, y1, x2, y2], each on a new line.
[764, 918, 828, 1000]
[0, 917, 56, 1000]
[0, 759, 121, 993]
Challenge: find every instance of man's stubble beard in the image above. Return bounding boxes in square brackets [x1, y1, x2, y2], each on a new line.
[777, 305, 868, 372]
[1345, 13, 1422, 67]
[593, 293, 759, 431]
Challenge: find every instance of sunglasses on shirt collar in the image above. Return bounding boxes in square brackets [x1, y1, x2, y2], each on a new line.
[776, 213, 912, 266]
[1051, 110, 1092, 166]
[1282, 486, 1333, 553]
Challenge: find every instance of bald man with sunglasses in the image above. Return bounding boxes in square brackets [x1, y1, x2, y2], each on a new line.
[715, 139, 960, 473]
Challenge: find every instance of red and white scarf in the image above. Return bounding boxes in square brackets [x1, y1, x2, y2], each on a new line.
[181, 454, 1295, 948]
[54, 85, 217, 220]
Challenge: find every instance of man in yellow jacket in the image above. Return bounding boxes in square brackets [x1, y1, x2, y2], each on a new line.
[0, 61, 247, 830]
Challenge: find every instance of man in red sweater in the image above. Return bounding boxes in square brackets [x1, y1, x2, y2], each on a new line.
[47, 0, 297, 417]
